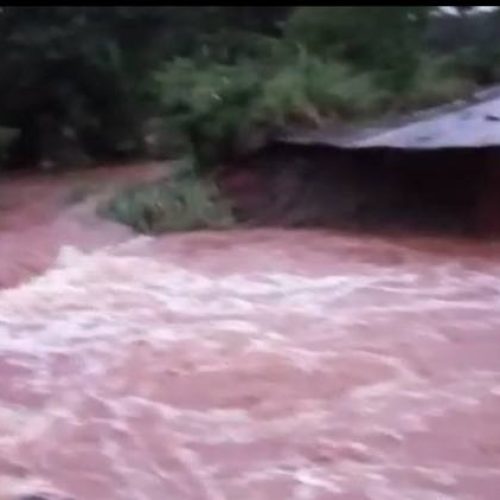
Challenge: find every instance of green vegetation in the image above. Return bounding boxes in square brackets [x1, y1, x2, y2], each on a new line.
[1, 6, 500, 232]
[155, 53, 391, 171]
[101, 161, 234, 233]
[1, 7, 500, 169]
[148, 7, 500, 173]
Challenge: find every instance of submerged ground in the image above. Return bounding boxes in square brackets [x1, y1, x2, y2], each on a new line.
[0, 163, 499, 499]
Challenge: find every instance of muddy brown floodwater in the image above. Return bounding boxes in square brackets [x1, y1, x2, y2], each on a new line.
[0, 164, 500, 499]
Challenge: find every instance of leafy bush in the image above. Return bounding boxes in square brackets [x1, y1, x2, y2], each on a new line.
[155, 59, 263, 170]
[250, 53, 389, 128]
[154, 50, 390, 171]
[101, 160, 234, 233]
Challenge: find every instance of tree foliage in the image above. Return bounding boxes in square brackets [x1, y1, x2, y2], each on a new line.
[0, 7, 173, 164]
[0, 6, 497, 168]
[286, 7, 432, 91]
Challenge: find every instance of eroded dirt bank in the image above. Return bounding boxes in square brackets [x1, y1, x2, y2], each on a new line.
[220, 144, 500, 236]
[0, 163, 500, 499]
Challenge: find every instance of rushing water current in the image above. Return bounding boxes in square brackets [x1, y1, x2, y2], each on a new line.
[0, 166, 500, 499]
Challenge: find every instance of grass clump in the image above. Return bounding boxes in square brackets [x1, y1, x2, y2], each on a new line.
[101, 160, 234, 234]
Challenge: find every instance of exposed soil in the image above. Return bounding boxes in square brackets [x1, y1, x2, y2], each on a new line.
[219, 144, 500, 237]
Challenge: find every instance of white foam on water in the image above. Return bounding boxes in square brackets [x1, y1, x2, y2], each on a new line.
[0, 239, 499, 498]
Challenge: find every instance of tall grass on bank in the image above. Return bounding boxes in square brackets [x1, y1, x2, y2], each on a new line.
[101, 160, 234, 234]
